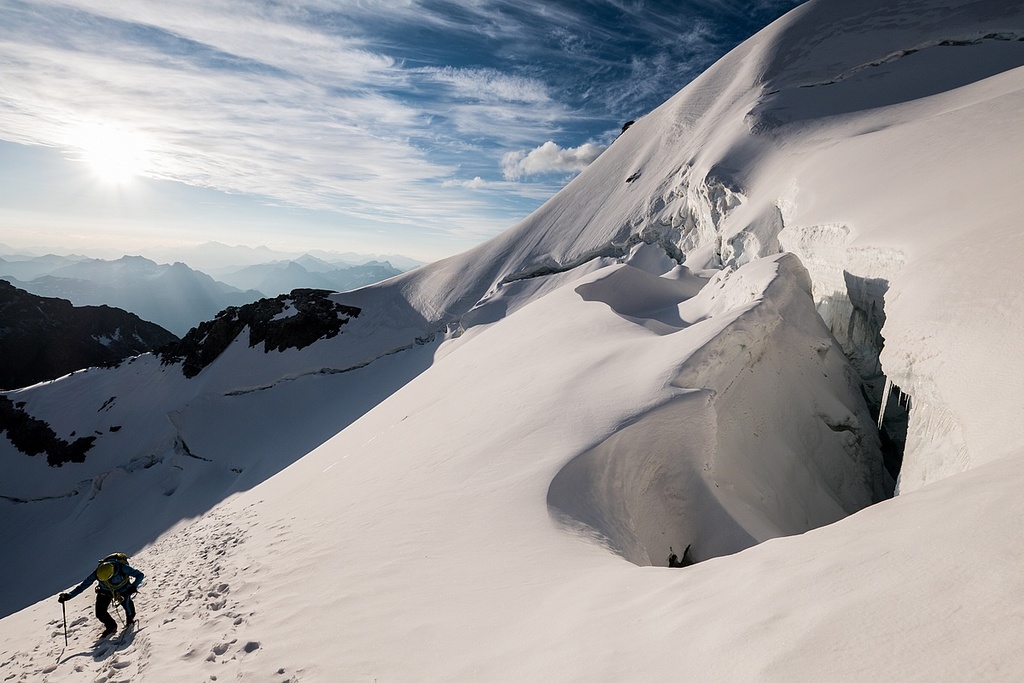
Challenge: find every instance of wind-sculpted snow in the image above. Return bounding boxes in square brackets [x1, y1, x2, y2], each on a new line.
[550, 254, 889, 566]
[576, 262, 707, 333]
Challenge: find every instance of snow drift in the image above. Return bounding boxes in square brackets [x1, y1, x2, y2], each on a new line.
[3, 0, 1024, 680]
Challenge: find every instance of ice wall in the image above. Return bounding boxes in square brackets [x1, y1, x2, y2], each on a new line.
[548, 253, 890, 566]
[634, 163, 957, 495]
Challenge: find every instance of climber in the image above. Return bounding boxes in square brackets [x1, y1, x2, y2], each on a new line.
[58, 553, 144, 636]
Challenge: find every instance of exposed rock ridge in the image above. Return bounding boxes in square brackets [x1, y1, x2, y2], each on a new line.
[159, 289, 361, 379]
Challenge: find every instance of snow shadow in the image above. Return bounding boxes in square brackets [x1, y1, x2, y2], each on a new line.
[547, 393, 761, 567]
[552, 255, 893, 567]
[575, 262, 708, 335]
[0, 335, 438, 618]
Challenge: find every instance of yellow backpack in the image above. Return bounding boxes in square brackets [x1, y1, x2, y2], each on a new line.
[96, 553, 131, 592]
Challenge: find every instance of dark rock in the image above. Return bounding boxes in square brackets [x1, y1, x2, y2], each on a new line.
[159, 289, 361, 378]
[0, 395, 96, 466]
[0, 279, 179, 391]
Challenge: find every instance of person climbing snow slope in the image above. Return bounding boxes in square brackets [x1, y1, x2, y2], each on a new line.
[58, 553, 144, 636]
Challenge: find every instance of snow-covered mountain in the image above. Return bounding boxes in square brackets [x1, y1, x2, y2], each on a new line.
[3, 0, 1024, 680]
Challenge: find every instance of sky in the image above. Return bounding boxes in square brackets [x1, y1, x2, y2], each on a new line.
[0, 0, 801, 263]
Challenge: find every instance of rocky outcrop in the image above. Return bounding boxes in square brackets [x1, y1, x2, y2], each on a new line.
[0, 396, 96, 466]
[0, 279, 179, 391]
[158, 289, 361, 378]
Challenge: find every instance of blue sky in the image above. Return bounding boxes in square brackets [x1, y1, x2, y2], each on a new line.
[0, 0, 800, 262]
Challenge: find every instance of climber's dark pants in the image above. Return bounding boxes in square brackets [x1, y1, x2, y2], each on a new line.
[95, 587, 136, 630]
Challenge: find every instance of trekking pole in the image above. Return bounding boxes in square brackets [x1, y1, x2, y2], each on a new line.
[55, 599, 68, 665]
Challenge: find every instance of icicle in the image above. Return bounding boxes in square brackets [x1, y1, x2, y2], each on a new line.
[900, 388, 911, 410]
[877, 377, 893, 430]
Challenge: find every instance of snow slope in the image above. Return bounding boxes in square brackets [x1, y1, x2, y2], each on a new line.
[3, 0, 1024, 679]
[0, 286, 441, 616]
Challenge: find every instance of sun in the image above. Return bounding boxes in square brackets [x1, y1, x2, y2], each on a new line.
[70, 122, 151, 184]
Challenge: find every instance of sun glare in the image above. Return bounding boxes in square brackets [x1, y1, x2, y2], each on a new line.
[70, 123, 151, 184]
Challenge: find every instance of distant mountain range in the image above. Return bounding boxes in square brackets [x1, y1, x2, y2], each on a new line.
[0, 253, 92, 281]
[0, 250, 411, 335]
[0, 241, 425, 274]
[0, 279, 177, 391]
[145, 241, 425, 274]
[214, 257, 403, 297]
[0, 255, 261, 336]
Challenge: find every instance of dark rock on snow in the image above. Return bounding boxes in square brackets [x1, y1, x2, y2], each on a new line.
[159, 289, 361, 378]
[0, 395, 96, 466]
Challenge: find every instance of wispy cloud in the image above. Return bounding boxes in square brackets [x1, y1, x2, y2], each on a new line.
[0, 0, 802, 249]
[421, 67, 552, 104]
[0, 0, 500, 237]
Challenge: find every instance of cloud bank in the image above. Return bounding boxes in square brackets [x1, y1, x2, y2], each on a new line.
[501, 142, 607, 180]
